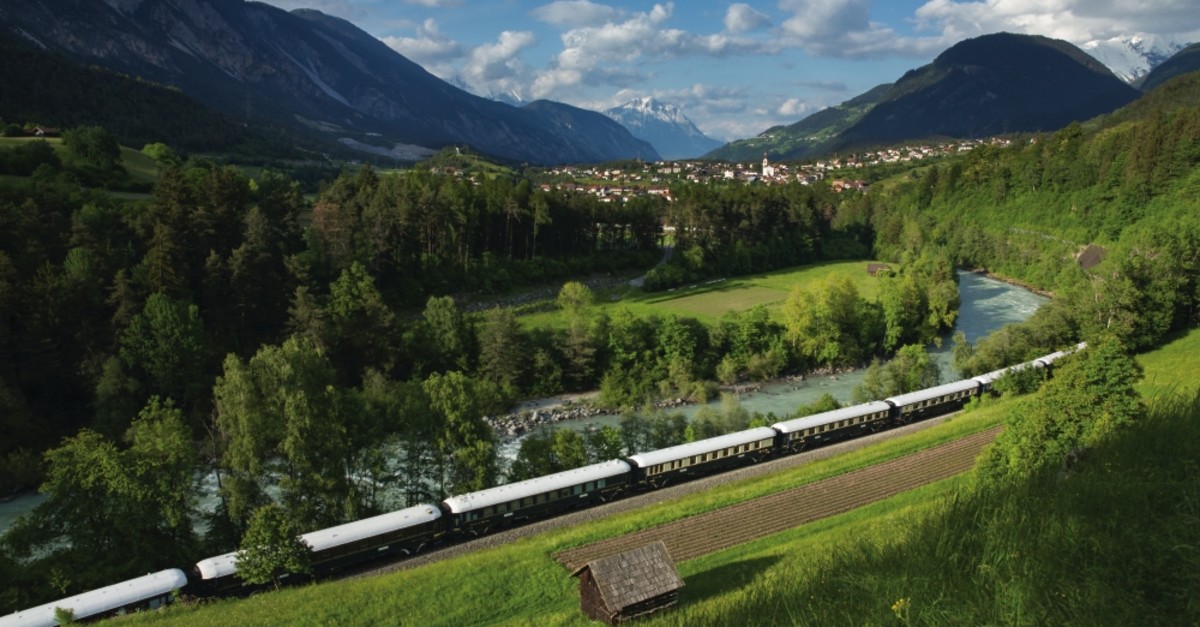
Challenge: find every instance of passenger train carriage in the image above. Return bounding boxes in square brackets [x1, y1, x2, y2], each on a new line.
[627, 427, 777, 488]
[194, 504, 442, 595]
[885, 379, 982, 423]
[0, 569, 187, 627]
[2, 344, 1085, 622]
[443, 460, 631, 534]
[772, 401, 893, 452]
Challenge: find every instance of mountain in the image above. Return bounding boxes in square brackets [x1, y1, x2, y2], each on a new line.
[0, 31, 309, 159]
[602, 98, 721, 160]
[1138, 43, 1200, 93]
[0, 0, 648, 165]
[704, 84, 892, 162]
[1081, 34, 1188, 85]
[833, 33, 1141, 148]
[522, 100, 661, 162]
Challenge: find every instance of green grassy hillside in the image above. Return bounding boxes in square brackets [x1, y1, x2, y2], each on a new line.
[114, 331, 1199, 625]
[519, 259, 883, 330]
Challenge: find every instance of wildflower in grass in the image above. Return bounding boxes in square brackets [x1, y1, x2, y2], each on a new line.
[891, 597, 910, 622]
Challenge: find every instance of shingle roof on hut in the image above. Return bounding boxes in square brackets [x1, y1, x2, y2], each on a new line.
[1077, 244, 1106, 270]
[571, 541, 683, 623]
[867, 263, 891, 276]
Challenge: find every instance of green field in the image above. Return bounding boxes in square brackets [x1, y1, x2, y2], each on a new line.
[122, 398, 1012, 626]
[111, 330, 1200, 626]
[521, 260, 886, 329]
[0, 136, 158, 187]
[1136, 327, 1200, 399]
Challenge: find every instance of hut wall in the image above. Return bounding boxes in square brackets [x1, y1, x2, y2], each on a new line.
[578, 569, 614, 623]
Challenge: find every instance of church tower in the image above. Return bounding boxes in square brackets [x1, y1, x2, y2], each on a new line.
[761, 153, 775, 178]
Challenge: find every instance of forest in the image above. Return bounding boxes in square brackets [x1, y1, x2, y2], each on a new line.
[2, 72, 1200, 612]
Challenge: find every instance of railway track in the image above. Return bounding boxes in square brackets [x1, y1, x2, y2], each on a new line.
[556, 426, 999, 569]
[355, 416, 995, 579]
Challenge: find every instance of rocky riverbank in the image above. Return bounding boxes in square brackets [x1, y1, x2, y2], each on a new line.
[483, 365, 869, 439]
[483, 380, 803, 438]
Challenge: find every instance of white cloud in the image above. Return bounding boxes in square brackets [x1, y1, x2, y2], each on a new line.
[381, 19, 465, 78]
[777, 0, 943, 58]
[777, 98, 815, 117]
[459, 31, 538, 98]
[532, 0, 622, 27]
[531, 3, 777, 99]
[912, 0, 1200, 47]
[404, 0, 463, 7]
[724, 3, 771, 34]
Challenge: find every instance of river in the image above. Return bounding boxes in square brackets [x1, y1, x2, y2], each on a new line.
[0, 271, 1045, 536]
[497, 270, 1046, 455]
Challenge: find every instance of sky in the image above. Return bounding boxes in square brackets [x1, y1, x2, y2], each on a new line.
[254, 0, 1200, 141]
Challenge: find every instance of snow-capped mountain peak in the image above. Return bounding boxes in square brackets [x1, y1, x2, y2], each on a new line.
[613, 97, 692, 127]
[1082, 33, 1189, 84]
[602, 98, 723, 159]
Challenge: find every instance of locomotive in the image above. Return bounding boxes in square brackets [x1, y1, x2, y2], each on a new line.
[0, 344, 1083, 626]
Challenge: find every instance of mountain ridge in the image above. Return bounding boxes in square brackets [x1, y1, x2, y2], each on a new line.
[602, 98, 722, 160]
[832, 33, 1141, 149]
[0, 0, 651, 165]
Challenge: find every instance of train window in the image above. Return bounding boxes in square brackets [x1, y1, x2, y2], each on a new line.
[574, 485, 583, 495]
[484, 507, 493, 517]
[599, 478, 607, 488]
[522, 498, 532, 507]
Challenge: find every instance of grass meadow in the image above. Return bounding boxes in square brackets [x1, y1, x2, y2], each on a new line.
[121, 398, 1012, 626]
[114, 330, 1200, 626]
[0, 136, 158, 189]
[520, 259, 885, 330]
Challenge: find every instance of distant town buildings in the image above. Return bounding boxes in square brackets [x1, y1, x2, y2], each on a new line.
[443, 136, 1014, 203]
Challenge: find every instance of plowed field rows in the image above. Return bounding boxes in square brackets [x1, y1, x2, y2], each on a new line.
[556, 426, 1000, 570]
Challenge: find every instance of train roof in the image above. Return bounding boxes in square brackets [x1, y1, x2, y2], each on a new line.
[770, 401, 893, 434]
[0, 569, 187, 627]
[443, 459, 631, 514]
[972, 368, 1009, 385]
[194, 551, 239, 581]
[885, 378, 980, 408]
[627, 427, 778, 468]
[1035, 349, 1071, 366]
[302, 504, 441, 553]
[195, 504, 443, 580]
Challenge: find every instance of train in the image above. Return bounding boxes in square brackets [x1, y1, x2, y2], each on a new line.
[0, 344, 1084, 626]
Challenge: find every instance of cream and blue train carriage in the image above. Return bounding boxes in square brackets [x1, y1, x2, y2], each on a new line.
[194, 504, 442, 595]
[300, 503, 442, 572]
[973, 366, 1016, 391]
[627, 426, 777, 488]
[771, 401, 893, 453]
[443, 460, 632, 534]
[972, 359, 1043, 393]
[1036, 342, 1086, 368]
[0, 568, 187, 627]
[885, 378, 982, 423]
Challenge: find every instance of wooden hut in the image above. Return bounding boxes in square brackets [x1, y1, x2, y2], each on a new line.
[571, 541, 683, 624]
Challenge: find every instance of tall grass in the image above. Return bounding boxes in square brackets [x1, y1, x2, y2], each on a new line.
[659, 392, 1200, 626]
[118, 402, 1008, 626]
[519, 260, 884, 330]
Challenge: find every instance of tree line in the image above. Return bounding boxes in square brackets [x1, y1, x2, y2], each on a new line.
[7, 82, 1200, 610]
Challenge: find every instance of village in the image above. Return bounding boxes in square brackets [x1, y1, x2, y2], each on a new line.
[531, 136, 1014, 202]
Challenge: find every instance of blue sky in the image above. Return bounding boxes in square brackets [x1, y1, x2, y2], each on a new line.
[256, 1, 1200, 141]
